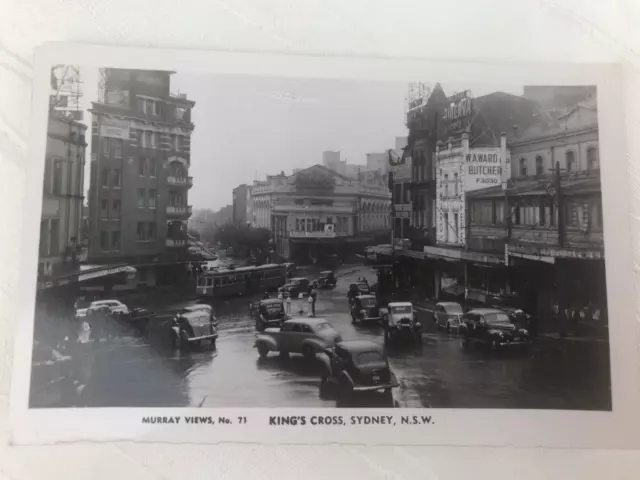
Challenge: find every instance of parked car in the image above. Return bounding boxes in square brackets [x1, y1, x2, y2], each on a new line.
[181, 304, 216, 323]
[355, 280, 371, 295]
[381, 302, 422, 343]
[350, 294, 382, 324]
[251, 298, 287, 331]
[171, 310, 218, 349]
[254, 317, 341, 360]
[278, 277, 310, 298]
[461, 308, 531, 351]
[75, 299, 129, 318]
[434, 302, 464, 332]
[319, 340, 399, 399]
[314, 270, 337, 289]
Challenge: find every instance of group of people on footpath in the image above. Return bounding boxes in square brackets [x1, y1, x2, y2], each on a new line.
[553, 301, 606, 337]
[264, 284, 319, 317]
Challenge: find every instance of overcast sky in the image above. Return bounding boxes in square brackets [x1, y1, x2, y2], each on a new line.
[81, 68, 524, 211]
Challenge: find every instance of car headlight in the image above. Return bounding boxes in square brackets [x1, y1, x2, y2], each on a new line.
[521, 329, 529, 335]
[360, 309, 366, 314]
[415, 322, 422, 328]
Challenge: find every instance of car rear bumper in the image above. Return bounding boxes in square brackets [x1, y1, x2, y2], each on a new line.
[353, 380, 399, 392]
[187, 333, 218, 342]
[362, 316, 381, 322]
[498, 340, 530, 347]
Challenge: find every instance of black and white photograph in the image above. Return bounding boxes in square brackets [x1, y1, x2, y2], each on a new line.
[9, 46, 638, 447]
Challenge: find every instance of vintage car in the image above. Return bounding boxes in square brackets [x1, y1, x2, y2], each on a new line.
[350, 294, 382, 324]
[319, 340, 399, 398]
[461, 308, 531, 351]
[278, 277, 311, 297]
[181, 303, 216, 322]
[355, 280, 371, 295]
[314, 270, 337, 289]
[171, 310, 218, 349]
[434, 301, 465, 332]
[254, 317, 341, 360]
[251, 298, 288, 331]
[382, 302, 422, 343]
[75, 299, 129, 318]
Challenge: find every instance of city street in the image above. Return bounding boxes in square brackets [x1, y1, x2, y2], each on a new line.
[31, 264, 611, 410]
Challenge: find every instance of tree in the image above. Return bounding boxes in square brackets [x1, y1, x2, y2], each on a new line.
[213, 224, 271, 254]
[187, 228, 201, 241]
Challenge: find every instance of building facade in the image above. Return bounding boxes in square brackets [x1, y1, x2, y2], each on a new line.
[251, 165, 390, 263]
[88, 68, 195, 287]
[465, 99, 603, 315]
[39, 115, 88, 278]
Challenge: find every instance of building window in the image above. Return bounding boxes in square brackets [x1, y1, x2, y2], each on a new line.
[175, 107, 186, 120]
[112, 199, 121, 218]
[587, 146, 599, 170]
[100, 231, 109, 250]
[113, 139, 123, 158]
[519, 158, 527, 176]
[453, 173, 458, 195]
[101, 168, 109, 187]
[49, 219, 59, 256]
[535, 155, 544, 175]
[148, 189, 157, 209]
[111, 231, 121, 250]
[138, 157, 146, 176]
[148, 222, 157, 240]
[174, 135, 180, 152]
[566, 150, 576, 172]
[39, 220, 48, 256]
[136, 222, 145, 241]
[137, 98, 145, 114]
[453, 213, 459, 242]
[443, 213, 449, 243]
[101, 199, 109, 219]
[102, 138, 110, 156]
[150, 131, 157, 149]
[112, 168, 121, 188]
[444, 174, 449, 196]
[52, 160, 63, 195]
[494, 201, 505, 224]
[517, 205, 541, 225]
[142, 131, 152, 148]
[147, 158, 156, 177]
[591, 201, 603, 230]
[137, 188, 146, 208]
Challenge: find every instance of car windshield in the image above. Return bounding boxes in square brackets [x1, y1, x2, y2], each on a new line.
[291, 279, 301, 285]
[444, 304, 463, 314]
[391, 306, 412, 314]
[313, 322, 333, 332]
[355, 351, 384, 365]
[265, 303, 283, 313]
[360, 298, 376, 307]
[484, 312, 512, 324]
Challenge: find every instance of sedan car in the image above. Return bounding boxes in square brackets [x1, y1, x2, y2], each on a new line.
[350, 294, 382, 324]
[382, 302, 422, 343]
[319, 340, 399, 399]
[75, 299, 129, 318]
[461, 308, 531, 351]
[251, 298, 287, 331]
[171, 310, 218, 349]
[434, 302, 464, 332]
[254, 318, 341, 360]
[278, 277, 310, 298]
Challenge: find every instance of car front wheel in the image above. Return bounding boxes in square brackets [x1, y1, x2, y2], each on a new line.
[257, 343, 269, 358]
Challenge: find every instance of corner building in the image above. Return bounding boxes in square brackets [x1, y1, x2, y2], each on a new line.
[88, 69, 196, 288]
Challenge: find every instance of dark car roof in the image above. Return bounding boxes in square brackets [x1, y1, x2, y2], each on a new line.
[178, 311, 211, 320]
[468, 308, 506, 315]
[321, 270, 333, 274]
[261, 298, 283, 305]
[337, 340, 384, 353]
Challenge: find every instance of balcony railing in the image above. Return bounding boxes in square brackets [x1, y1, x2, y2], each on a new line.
[166, 205, 192, 217]
[165, 238, 188, 247]
[167, 176, 193, 188]
[273, 204, 355, 214]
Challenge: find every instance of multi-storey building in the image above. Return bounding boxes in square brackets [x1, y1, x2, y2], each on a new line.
[466, 99, 603, 317]
[39, 115, 88, 278]
[250, 164, 390, 263]
[232, 184, 250, 227]
[88, 68, 196, 288]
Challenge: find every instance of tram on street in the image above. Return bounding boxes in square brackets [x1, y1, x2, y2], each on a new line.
[196, 263, 287, 298]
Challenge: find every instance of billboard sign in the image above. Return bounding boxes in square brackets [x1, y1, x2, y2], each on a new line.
[444, 90, 473, 132]
[464, 148, 504, 191]
[99, 117, 130, 140]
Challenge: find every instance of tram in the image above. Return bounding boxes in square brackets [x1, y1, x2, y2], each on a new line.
[196, 263, 287, 298]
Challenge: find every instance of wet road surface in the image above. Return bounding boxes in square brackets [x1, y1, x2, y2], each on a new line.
[30, 264, 612, 410]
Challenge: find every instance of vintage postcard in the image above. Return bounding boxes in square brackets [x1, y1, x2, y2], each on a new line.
[9, 44, 639, 447]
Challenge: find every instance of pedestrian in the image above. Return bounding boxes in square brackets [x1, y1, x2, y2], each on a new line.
[277, 292, 283, 300]
[307, 294, 314, 317]
[285, 294, 292, 317]
[297, 292, 305, 316]
[311, 288, 318, 317]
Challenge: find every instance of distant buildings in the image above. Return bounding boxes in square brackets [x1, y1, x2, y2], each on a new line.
[87, 68, 196, 288]
[38, 115, 88, 278]
[232, 184, 251, 227]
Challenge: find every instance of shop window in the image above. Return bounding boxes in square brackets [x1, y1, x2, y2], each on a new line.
[519, 158, 527, 176]
[535, 155, 544, 175]
[566, 150, 576, 172]
[587, 146, 599, 170]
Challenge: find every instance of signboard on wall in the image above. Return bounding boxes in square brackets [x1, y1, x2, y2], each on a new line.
[444, 90, 473, 132]
[99, 117, 130, 139]
[463, 148, 503, 191]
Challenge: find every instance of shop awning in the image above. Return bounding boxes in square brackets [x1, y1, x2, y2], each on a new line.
[37, 264, 137, 290]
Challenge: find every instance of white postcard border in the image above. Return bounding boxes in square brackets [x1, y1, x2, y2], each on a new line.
[10, 43, 639, 447]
